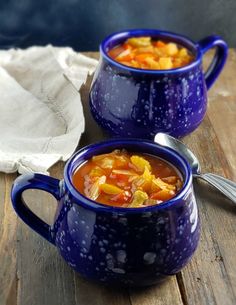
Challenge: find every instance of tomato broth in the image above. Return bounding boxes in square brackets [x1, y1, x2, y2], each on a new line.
[108, 36, 194, 70]
[72, 150, 183, 208]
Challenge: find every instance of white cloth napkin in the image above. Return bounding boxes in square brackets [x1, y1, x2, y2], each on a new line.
[0, 45, 98, 174]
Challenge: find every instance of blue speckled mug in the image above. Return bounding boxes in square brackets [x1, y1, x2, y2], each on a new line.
[90, 29, 228, 138]
[11, 139, 200, 286]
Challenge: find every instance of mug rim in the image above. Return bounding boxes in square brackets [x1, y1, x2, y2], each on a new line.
[100, 28, 202, 74]
[64, 138, 193, 213]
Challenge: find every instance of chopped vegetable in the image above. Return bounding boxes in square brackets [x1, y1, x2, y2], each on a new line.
[112, 169, 137, 176]
[150, 189, 175, 201]
[89, 166, 105, 177]
[116, 49, 134, 62]
[100, 183, 123, 195]
[144, 57, 161, 69]
[114, 155, 129, 167]
[129, 190, 148, 207]
[130, 155, 151, 172]
[127, 37, 151, 47]
[85, 175, 106, 201]
[176, 179, 182, 191]
[165, 43, 178, 56]
[135, 53, 154, 63]
[92, 153, 111, 161]
[173, 58, 183, 68]
[156, 40, 166, 48]
[133, 165, 154, 192]
[152, 177, 176, 191]
[145, 198, 162, 206]
[179, 48, 188, 57]
[142, 166, 153, 180]
[110, 191, 131, 203]
[94, 157, 114, 169]
[162, 176, 177, 184]
[159, 57, 173, 70]
[136, 45, 154, 54]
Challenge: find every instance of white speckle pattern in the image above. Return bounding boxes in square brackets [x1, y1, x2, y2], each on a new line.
[54, 176, 200, 286]
[143, 252, 157, 264]
[90, 62, 207, 138]
[111, 268, 126, 274]
[116, 250, 127, 263]
[190, 196, 198, 233]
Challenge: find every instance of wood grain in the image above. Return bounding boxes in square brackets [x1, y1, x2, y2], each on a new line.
[130, 277, 183, 305]
[73, 275, 131, 305]
[0, 51, 236, 305]
[178, 51, 236, 305]
[206, 49, 236, 180]
[0, 173, 17, 305]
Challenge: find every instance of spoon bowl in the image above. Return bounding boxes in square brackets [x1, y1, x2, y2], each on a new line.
[154, 133, 236, 204]
[154, 133, 201, 174]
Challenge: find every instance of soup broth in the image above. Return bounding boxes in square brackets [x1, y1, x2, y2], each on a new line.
[108, 36, 194, 70]
[72, 150, 183, 208]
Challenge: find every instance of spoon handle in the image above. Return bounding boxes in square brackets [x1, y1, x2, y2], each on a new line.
[197, 173, 236, 204]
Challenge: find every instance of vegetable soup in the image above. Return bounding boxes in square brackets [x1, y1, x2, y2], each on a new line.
[72, 149, 183, 208]
[108, 36, 194, 70]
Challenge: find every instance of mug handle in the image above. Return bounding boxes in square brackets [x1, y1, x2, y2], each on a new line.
[11, 173, 61, 244]
[197, 35, 228, 90]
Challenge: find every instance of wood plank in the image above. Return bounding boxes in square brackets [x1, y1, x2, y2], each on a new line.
[178, 113, 236, 304]
[0, 173, 18, 305]
[73, 275, 131, 305]
[206, 49, 236, 180]
[130, 277, 183, 305]
[16, 163, 77, 305]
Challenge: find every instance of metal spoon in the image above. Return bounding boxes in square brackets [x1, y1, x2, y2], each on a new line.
[154, 132, 236, 204]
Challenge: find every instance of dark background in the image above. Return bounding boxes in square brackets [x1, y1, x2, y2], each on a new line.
[0, 0, 234, 51]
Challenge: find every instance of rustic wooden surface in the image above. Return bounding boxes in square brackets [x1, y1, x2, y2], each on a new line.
[0, 50, 236, 305]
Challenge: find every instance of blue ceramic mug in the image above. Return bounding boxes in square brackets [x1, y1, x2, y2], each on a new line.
[11, 139, 200, 286]
[89, 29, 228, 138]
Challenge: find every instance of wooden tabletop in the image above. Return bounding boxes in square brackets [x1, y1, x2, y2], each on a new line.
[1, 51, 236, 305]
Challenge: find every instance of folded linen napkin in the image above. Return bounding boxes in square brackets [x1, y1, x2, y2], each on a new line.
[0, 45, 98, 174]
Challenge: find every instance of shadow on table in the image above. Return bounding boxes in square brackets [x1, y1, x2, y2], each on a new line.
[78, 74, 109, 149]
[72, 270, 171, 304]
